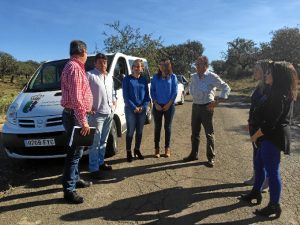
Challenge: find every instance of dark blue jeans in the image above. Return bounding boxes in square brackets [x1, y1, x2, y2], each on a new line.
[125, 106, 147, 151]
[254, 140, 281, 204]
[152, 104, 175, 149]
[62, 110, 85, 193]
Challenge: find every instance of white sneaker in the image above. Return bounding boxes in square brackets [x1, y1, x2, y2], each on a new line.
[244, 176, 255, 185]
[262, 178, 269, 190]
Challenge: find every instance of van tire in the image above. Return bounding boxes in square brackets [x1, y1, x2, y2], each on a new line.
[105, 120, 118, 158]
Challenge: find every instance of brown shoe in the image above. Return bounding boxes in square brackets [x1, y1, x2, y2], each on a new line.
[164, 148, 170, 157]
[154, 148, 160, 158]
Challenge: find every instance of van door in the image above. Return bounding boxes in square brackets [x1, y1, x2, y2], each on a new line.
[112, 56, 128, 129]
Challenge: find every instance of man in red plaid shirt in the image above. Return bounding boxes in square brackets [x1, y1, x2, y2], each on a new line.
[61, 40, 93, 204]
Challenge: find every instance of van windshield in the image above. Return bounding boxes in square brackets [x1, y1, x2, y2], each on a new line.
[24, 55, 113, 92]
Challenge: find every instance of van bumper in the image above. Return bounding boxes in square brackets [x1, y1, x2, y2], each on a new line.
[2, 131, 88, 159]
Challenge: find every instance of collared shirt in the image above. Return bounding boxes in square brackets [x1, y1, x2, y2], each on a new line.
[190, 70, 231, 104]
[150, 73, 178, 105]
[122, 74, 150, 111]
[61, 57, 93, 126]
[87, 68, 117, 114]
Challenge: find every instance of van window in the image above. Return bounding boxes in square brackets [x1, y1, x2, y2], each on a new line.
[26, 60, 66, 92]
[114, 57, 128, 90]
[24, 55, 114, 93]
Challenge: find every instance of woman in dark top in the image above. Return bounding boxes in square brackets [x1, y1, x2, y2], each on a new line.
[240, 61, 298, 218]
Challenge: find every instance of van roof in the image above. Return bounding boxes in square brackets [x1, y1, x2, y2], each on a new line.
[44, 52, 147, 63]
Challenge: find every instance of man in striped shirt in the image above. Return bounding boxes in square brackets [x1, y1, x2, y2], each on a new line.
[61, 40, 93, 204]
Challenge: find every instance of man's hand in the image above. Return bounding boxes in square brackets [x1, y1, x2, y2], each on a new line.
[207, 101, 218, 112]
[90, 107, 96, 115]
[112, 101, 117, 111]
[80, 124, 90, 136]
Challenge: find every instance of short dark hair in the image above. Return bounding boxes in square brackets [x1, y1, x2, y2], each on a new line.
[69, 40, 87, 56]
[95, 53, 107, 62]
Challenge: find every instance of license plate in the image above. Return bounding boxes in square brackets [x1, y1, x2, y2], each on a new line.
[24, 139, 56, 147]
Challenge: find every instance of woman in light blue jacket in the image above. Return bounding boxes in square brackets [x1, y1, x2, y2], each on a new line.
[150, 59, 178, 158]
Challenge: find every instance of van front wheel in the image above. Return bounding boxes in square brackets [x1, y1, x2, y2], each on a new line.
[105, 120, 118, 158]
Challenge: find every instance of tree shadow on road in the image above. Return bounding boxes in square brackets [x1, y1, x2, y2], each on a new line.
[60, 183, 270, 225]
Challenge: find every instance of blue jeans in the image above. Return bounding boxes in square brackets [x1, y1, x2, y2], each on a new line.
[62, 110, 86, 193]
[254, 140, 281, 204]
[125, 106, 146, 151]
[88, 112, 113, 172]
[152, 104, 175, 149]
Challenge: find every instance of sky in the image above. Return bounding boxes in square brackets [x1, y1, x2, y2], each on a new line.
[0, 0, 299, 63]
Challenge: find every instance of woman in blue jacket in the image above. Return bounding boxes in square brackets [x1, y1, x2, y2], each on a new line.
[150, 59, 178, 158]
[123, 59, 150, 162]
[241, 61, 298, 218]
[244, 60, 271, 188]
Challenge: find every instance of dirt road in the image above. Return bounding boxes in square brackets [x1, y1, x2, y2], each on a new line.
[0, 94, 299, 225]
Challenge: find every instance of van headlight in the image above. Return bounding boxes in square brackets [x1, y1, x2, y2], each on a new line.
[6, 103, 19, 125]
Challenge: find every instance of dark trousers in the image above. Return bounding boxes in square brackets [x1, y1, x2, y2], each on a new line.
[62, 110, 85, 193]
[191, 103, 215, 161]
[152, 104, 175, 149]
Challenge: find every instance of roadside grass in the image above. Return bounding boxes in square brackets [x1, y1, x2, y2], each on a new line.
[0, 76, 299, 123]
[0, 75, 29, 115]
[226, 77, 256, 96]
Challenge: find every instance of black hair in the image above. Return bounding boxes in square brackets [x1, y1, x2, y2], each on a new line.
[95, 53, 107, 62]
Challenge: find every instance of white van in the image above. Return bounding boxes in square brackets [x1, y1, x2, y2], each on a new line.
[2, 53, 152, 159]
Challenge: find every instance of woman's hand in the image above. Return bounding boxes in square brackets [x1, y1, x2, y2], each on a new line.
[162, 101, 173, 111]
[154, 102, 163, 111]
[251, 128, 264, 143]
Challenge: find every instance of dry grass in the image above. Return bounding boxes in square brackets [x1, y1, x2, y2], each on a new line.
[0, 76, 28, 114]
[226, 77, 256, 96]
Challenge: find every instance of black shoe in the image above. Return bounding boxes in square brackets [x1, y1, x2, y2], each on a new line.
[99, 163, 112, 171]
[134, 149, 144, 160]
[254, 202, 281, 218]
[90, 171, 105, 180]
[64, 191, 84, 204]
[127, 151, 133, 162]
[76, 179, 92, 188]
[183, 153, 198, 162]
[240, 189, 262, 205]
[206, 159, 215, 167]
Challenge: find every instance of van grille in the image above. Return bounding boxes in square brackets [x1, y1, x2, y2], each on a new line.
[18, 116, 63, 128]
[19, 119, 35, 128]
[46, 117, 63, 127]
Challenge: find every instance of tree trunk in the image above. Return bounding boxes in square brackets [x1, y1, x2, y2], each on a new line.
[10, 75, 15, 83]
